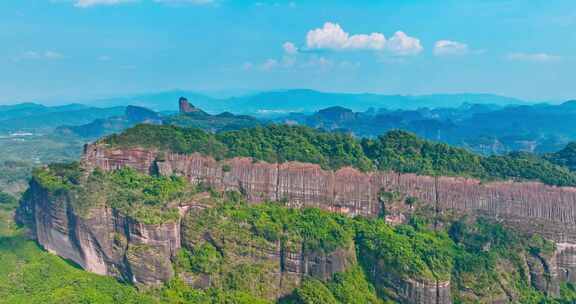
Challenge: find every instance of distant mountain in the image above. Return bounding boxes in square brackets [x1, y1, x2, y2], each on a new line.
[68, 89, 528, 115]
[58, 105, 162, 138]
[58, 98, 261, 138]
[163, 97, 261, 132]
[0, 106, 125, 131]
[0, 103, 88, 121]
[545, 142, 576, 171]
[277, 100, 576, 155]
[82, 90, 221, 113]
[226, 90, 527, 114]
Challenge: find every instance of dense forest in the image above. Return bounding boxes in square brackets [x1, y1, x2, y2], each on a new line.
[103, 124, 576, 187]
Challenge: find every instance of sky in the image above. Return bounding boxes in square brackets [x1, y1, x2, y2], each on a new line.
[1, 0, 576, 104]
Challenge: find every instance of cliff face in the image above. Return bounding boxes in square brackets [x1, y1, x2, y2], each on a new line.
[23, 143, 576, 303]
[20, 179, 180, 286]
[82, 144, 576, 243]
[179, 206, 356, 299]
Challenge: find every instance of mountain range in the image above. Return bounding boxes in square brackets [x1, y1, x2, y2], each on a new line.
[20, 89, 531, 114]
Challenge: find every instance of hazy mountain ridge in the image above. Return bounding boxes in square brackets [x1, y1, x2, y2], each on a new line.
[11, 89, 529, 114]
[279, 100, 576, 154]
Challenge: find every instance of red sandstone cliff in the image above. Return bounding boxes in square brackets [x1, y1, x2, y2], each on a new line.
[73, 143, 576, 302]
[82, 144, 576, 243]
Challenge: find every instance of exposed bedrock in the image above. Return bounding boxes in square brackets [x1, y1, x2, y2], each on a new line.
[22, 143, 576, 302]
[82, 144, 576, 242]
[180, 206, 356, 299]
[21, 178, 180, 287]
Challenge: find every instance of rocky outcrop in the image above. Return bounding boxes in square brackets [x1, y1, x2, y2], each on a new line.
[178, 204, 357, 299]
[23, 143, 576, 303]
[20, 179, 180, 287]
[360, 248, 451, 304]
[526, 252, 560, 297]
[82, 144, 576, 243]
[179, 97, 205, 115]
[125, 105, 161, 124]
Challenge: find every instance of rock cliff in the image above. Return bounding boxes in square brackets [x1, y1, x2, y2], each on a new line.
[19, 178, 180, 287]
[21, 143, 576, 303]
[81, 144, 576, 244]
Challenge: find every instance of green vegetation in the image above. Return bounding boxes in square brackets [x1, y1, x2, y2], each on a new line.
[288, 279, 339, 304]
[5, 189, 576, 303]
[164, 112, 261, 132]
[217, 125, 372, 171]
[102, 124, 576, 186]
[0, 192, 18, 237]
[32, 162, 82, 192]
[32, 165, 192, 224]
[283, 267, 385, 304]
[0, 236, 154, 304]
[356, 218, 454, 282]
[175, 243, 222, 274]
[0, 192, 17, 207]
[482, 152, 576, 186]
[362, 130, 485, 177]
[181, 193, 354, 256]
[0, 133, 85, 195]
[325, 266, 384, 304]
[546, 142, 576, 172]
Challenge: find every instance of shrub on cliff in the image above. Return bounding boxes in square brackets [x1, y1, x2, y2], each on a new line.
[483, 152, 576, 186]
[104, 124, 227, 159]
[98, 167, 190, 224]
[0, 192, 17, 208]
[182, 199, 354, 255]
[102, 124, 576, 186]
[33, 165, 193, 225]
[545, 142, 576, 172]
[217, 125, 373, 171]
[32, 162, 82, 193]
[355, 218, 454, 282]
[290, 279, 339, 304]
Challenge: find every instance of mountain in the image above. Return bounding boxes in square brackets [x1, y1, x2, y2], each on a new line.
[0, 106, 125, 131]
[225, 90, 527, 114]
[57, 105, 162, 138]
[545, 142, 576, 171]
[13, 123, 576, 303]
[0, 102, 88, 121]
[64, 89, 527, 116]
[58, 98, 262, 138]
[277, 100, 576, 154]
[81, 90, 221, 113]
[162, 97, 261, 131]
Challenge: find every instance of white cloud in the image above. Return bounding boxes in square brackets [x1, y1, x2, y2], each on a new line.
[74, 0, 135, 8]
[306, 22, 385, 51]
[434, 40, 469, 56]
[305, 22, 422, 56]
[44, 51, 63, 59]
[98, 55, 112, 61]
[154, 0, 215, 5]
[283, 42, 298, 55]
[14, 51, 63, 62]
[507, 52, 561, 63]
[261, 59, 279, 71]
[386, 31, 423, 56]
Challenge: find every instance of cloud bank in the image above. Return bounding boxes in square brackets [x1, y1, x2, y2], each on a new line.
[507, 52, 560, 63]
[305, 22, 422, 56]
[74, 0, 135, 8]
[434, 40, 469, 56]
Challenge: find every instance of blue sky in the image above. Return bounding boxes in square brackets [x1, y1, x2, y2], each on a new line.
[1, 0, 575, 104]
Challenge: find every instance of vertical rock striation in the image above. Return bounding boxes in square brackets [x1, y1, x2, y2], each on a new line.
[82, 144, 576, 243]
[24, 143, 576, 303]
[20, 177, 181, 287]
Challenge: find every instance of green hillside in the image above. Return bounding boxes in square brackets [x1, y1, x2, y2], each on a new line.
[103, 124, 576, 186]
